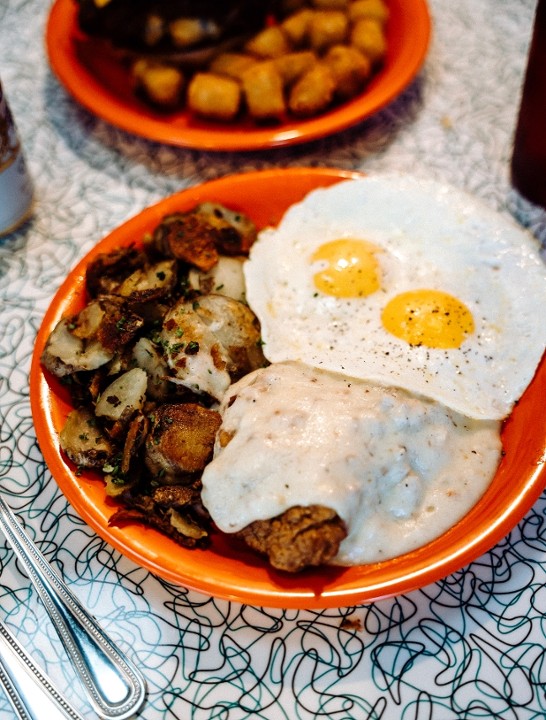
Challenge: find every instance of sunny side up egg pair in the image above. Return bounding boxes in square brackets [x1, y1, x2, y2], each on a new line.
[201, 174, 546, 568]
[244, 174, 546, 421]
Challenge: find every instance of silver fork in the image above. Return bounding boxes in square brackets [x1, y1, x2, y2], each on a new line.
[0, 495, 147, 719]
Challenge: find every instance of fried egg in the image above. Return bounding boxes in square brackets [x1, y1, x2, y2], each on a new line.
[244, 174, 546, 420]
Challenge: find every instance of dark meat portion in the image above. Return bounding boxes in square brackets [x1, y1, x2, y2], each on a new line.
[238, 505, 347, 573]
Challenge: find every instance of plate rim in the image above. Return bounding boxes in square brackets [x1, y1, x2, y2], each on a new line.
[45, 0, 432, 150]
[30, 167, 546, 609]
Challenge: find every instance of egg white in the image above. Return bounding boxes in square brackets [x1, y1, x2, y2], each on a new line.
[244, 174, 546, 420]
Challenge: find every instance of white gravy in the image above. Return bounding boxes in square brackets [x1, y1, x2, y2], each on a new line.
[201, 361, 502, 565]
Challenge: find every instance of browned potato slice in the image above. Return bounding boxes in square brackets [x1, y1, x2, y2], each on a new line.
[92, 297, 144, 353]
[60, 407, 115, 469]
[242, 61, 286, 120]
[132, 337, 171, 400]
[194, 202, 257, 255]
[108, 482, 211, 548]
[41, 317, 113, 377]
[41, 296, 142, 377]
[161, 294, 266, 400]
[160, 297, 231, 400]
[187, 72, 242, 122]
[86, 247, 145, 298]
[115, 259, 178, 304]
[189, 256, 246, 302]
[288, 62, 336, 116]
[95, 368, 148, 423]
[192, 294, 266, 380]
[153, 211, 219, 271]
[145, 403, 222, 481]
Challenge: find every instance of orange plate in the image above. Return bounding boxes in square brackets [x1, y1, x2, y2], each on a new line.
[30, 168, 546, 609]
[45, 0, 431, 151]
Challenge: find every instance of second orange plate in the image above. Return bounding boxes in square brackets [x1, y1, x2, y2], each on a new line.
[30, 168, 546, 609]
[45, 0, 431, 150]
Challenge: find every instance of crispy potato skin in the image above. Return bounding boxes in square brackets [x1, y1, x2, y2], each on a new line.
[145, 403, 222, 479]
[154, 212, 219, 271]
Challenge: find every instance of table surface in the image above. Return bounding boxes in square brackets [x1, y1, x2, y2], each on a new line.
[2, 1, 546, 718]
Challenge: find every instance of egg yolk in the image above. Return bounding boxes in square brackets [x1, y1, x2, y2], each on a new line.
[312, 239, 381, 298]
[381, 289, 475, 349]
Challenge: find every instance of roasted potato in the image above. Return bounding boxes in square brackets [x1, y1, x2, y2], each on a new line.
[60, 407, 115, 469]
[145, 403, 222, 482]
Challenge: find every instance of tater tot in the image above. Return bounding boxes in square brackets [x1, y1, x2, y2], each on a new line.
[242, 61, 286, 119]
[281, 8, 315, 47]
[244, 25, 291, 59]
[350, 17, 387, 64]
[289, 62, 336, 116]
[187, 72, 241, 121]
[324, 44, 371, 99]
[209, 52, 258, 81]
[308, 11, 349, 53]
[274, 50, 317, 86]
[132, 60, 185, 108]
[348, 0, 390, 25]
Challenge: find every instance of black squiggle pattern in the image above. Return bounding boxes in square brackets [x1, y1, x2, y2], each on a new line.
[1, 0, 546, 718]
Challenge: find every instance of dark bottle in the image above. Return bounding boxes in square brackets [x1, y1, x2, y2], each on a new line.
[511, 0, 546, 208]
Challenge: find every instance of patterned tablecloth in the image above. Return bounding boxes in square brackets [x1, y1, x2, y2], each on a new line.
[2, 1, 546, 718]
